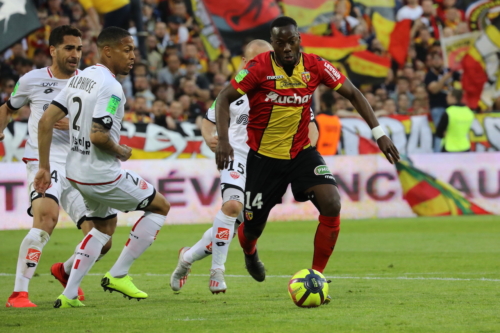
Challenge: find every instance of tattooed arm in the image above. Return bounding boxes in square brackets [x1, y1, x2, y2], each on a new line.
[90, 120, 131, 161]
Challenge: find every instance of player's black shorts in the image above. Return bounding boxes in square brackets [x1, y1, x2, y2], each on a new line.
[243, 147, 337, 228]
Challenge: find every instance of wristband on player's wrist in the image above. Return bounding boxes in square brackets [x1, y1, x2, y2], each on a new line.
[371, 126, 386, 140]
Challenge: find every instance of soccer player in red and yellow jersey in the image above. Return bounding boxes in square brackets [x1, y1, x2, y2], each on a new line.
[215, 16, 400, 284]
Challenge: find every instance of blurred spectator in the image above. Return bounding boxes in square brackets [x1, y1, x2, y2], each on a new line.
[152, 99, 169, 127]
[1, 78, 16, 104]
[134, 76, 156, 107]
[33, 49, 50, 69]
[171, 1, 193, 29]
[166, 15, 189, 45]
[179, 94, 204, 128]
[146, 34, 163, 74]
[155, 21, 170, 54]
[397, 93, 410, 115]
[125, 96, 152, 123]
[396, 0, 423, 21]
[390, 77, 414, 104]
[46, 0, 73, 20]
[435, 89, 474, 152]
[316, 90, 341, 156]
[375, 99, 397, 117]
[165, 100, 185, 132]
[158, 54, 186, 85]
[425, 53, 460, 151]
[179, 78, 210, 103]
[174, 58, 210, 91]
[153, 84, 174, 104]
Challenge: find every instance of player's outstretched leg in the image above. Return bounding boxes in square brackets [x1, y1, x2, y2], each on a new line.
[51, 221, 112, 301]
[55, 223, 114, 308]
[305, 184, 341, 305]
[102, 193, 169, 300]
[6, 197, 57, 308]
[170, 226, 214, 292]
[209, 199, 242, 294]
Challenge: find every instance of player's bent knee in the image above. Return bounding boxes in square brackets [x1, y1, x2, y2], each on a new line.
[320, 196, 341, 217]
[222, 200, 243, 218]
[147, 192, 170, 216]
[101, 238, 112, 255]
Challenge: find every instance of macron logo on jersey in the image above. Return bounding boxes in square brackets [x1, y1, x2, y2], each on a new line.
[264, 91, 312, 105]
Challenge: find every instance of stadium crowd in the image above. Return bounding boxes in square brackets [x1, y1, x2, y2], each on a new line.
[0, 0, 490, 138]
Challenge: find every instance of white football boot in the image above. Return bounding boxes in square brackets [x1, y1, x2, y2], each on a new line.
[209, 268, 227, 294]
[170, 247, 192, 292]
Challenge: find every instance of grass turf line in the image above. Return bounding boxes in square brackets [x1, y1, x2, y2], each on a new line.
[0, 216, 499, 333]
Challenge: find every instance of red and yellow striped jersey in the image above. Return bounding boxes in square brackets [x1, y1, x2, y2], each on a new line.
[231, 51, 345, 159]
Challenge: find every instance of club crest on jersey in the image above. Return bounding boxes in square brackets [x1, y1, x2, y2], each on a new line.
[230, 171, 240, 179]
[205, 242, 213, 253]
[301, 72, 310, 83]
[245, 211, 253, 221]
[26, 248, 41, 262]
[215, 227, 230, 240]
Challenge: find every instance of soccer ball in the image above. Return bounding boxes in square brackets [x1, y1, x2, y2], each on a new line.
[288, 269, 329, 308]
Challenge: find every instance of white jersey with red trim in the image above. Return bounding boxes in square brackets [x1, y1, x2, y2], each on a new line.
[52, 64, 125, 184]
[7, 67, 77, 164]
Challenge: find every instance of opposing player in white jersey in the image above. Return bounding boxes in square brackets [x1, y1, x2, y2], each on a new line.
[0, 26, 110, 307]
[34, 27, 171, 308]
[170, 40, 319, 294]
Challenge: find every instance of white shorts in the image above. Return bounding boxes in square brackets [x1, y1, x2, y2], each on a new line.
[69, 169, 156, 220]
[219, 155, 246, 206]
[26, 161, 87, 228]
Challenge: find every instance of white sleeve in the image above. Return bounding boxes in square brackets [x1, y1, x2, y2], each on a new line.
[205, 99, 216, 123]
[51, 86, 70, 115]
[92, 82, 124, 129]
[7, 75, 31, 110]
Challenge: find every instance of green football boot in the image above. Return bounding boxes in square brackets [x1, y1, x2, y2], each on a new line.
[53, 294, 85, 308]
[101, 272, 148, 300]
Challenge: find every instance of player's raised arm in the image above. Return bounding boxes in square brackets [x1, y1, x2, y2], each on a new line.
[317, 58, 399, 164]
[35, 104, 67, 193]
[214, 84, 242, 169]
[336, 78, 399, 163]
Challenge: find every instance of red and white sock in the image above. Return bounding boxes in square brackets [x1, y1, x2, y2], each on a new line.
[63, 253, 105, 275]
[63, 228, 110, 299]
[211, 211, 236, 271]
[108, 212, 164, 278]
[312, 215, 341, 273]
[14, 228, 50, 292]
[183, 227, 212, 263]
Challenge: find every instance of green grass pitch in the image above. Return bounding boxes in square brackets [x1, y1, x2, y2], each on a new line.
[0, 216, 499, 333]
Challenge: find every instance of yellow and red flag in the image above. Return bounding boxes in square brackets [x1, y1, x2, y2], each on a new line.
[280, 0, 334, 31]
[345, 50, 391, 85]
[372, 12, 412, 67]
[396, 158, 491, 216]
[301, 33, 366, 61]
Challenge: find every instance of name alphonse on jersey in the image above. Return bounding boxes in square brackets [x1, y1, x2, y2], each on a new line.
[67, 76, 97, 94]
[71, 134, 90, 155]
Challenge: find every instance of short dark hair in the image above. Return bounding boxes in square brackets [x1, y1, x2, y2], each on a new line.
[96, 26, 131, 49]
[450, 89, 463, 102]
[48, 25, 82, 48]
[397, 76, 410, 83]
[270, 16, 298, 33]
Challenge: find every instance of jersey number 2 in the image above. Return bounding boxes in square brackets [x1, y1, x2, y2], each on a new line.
[72, 97, 82, 131]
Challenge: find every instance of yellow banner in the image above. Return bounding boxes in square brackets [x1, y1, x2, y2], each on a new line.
[281, 0, 334, 29]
